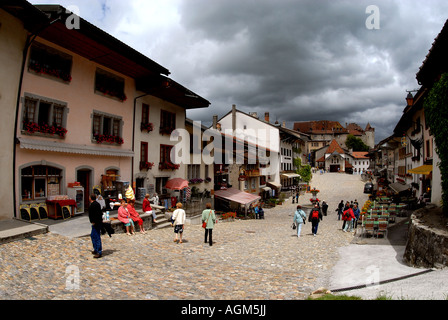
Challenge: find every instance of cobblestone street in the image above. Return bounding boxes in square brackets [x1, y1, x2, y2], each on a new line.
[0, 173, 368, 300]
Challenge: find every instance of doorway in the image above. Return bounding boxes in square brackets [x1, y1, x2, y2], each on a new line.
[77, 169, 92, 212]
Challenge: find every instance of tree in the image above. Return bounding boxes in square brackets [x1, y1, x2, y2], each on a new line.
[294, 157, 312, 183]
[424, 72, 448, 215]
[345, 134, 369, 151]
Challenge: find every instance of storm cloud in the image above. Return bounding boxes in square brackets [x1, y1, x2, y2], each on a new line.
[31, 0, 448, 142]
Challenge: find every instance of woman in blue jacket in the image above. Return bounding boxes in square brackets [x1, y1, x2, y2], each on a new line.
[293, 205, 307, 237]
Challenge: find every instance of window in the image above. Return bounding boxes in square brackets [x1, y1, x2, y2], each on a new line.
[95, 68, 127, 102]
[140, 142, 148, 163]
[160, 144, 179, 170]
[160, 110, 176, 135]
[92, 111, 123, 144]
[142, 104, 150, 124]
[28, 42, 72, 83]
[22, 94, 68, 138]
[187, 165, 201, 181]
[21, 165, 62, 201]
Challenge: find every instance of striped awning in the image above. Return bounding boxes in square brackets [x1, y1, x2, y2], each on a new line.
[18, 137, 134, 157]
[281, 173, 301, 179]
[408, 165, 433, 175]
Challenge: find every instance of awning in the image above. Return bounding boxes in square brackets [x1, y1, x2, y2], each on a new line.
[408, 165, 433, 175]
[267, 181, 282, 189]
[18, 137, 134, 157]
[281, 173, 301, 179]
[165, 178, 189, 190]
[261, 187, 272, 192]
[214, 188, 260, 206]
[389, 182, 411, 194]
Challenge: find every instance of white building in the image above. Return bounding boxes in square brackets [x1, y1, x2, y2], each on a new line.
[352, 152, 370, 174]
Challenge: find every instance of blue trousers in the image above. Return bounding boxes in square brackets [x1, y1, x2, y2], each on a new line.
[91, 225, 102, 255]
[311, 220, 319, 235]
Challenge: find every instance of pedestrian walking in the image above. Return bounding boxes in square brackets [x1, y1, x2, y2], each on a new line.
[118, 199, 135, 236]
[343, 205, 355, 232]
[88, 194, 103, 258]
[352, 204, 360, 229]
[254, 204, 260, 219]
[201, 203, 216, 246]
[143, 194, 157, 223]
[293, 205, 307, 237]
[342, 201, 350, 229]
[128, 199, 146, 234]
[308, 204, 323, 236]
[172, 202, 186, 243]
[322, 201, 328, 216]
[336, 200, 344, 220]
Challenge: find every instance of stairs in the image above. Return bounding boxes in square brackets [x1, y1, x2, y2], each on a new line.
[152, 211, 172, 230]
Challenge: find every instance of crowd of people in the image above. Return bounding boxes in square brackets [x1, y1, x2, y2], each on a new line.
[88, 187, 362, 258]
[292, 198, 361, 237]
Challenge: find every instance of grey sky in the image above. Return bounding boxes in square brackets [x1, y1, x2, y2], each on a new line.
[31, 0, 448, 142]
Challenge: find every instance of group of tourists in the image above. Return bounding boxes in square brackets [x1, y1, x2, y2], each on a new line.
[336, 200, 361, 232]
[292, 198, 362, 237]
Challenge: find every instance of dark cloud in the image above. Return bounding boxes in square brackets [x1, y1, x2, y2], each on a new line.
[30, 0, 448, 142]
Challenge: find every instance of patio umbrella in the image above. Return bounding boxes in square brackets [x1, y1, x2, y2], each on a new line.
[165, 178, 189, 190]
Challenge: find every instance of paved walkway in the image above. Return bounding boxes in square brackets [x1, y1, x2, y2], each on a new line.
[0, 173, 446, 300]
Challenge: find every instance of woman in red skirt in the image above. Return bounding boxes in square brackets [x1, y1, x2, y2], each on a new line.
[128, 199, 146, 234]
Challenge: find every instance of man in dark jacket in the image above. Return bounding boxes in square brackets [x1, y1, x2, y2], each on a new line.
[89, 194, 103, 258]
[308, 204, 323, 236]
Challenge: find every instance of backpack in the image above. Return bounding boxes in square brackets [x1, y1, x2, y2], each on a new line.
[311, 209, 319, 219]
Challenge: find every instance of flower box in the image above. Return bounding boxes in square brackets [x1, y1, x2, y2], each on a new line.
[23, 121, 67, 138]
[139, 161, 154, 170]
[28, 61, 72, 83]
[140, 122, 154, 132]
[189, 178, 204, 184]
[159, 162, 180, 170]
[93, 134, 124, 145]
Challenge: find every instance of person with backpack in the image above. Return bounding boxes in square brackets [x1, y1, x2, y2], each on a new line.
[293, 205, 307, 237]
[308, 204, 322, 236]
[343, 205, 355, 232]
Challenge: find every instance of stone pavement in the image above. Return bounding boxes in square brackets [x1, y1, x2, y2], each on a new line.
[0, 172, 440, 300]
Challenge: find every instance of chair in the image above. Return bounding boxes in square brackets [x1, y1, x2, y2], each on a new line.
[20, 204, 31, 221]
[29, 203, 41, 220]
[38, 203, 48, 220]
[363, 219, 375, 238]
[61, 205, 72, 220]
[377, 219, 388, 238]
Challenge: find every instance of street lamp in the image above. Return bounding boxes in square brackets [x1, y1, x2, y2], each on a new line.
[406, 92, 414, 107]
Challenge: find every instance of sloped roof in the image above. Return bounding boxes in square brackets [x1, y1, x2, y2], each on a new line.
[416, 19, 448, 86]
[326, 139, 345, 154]
[294, 120, 347, 134]
[352, 152, 369, 159]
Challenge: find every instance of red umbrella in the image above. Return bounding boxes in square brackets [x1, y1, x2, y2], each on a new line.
[165, 178, 189, 190]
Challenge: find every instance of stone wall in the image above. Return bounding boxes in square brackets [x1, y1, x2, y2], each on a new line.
[403, 206, 448, 268]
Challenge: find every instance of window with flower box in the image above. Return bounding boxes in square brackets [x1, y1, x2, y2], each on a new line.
[21, 94, 68, 138]
[92, 111, 123, 145]
[159, 144, 179, 170]
[95, 68, 127, 102]
[140, 142, 154, 170]
[140, 103, 153, 132]
[28, 42, 73, 83]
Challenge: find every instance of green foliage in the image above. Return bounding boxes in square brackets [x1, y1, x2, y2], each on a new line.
[424, 72, 448, 215]
[294, 157, 312, 183]
[345, 134, 370, 151]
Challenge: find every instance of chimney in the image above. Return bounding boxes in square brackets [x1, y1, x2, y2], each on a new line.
[212, 115, 218, 129]
[265, 112, 270, 123]
[232, 104, 236, 132]
[282, 121, 286, 128]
